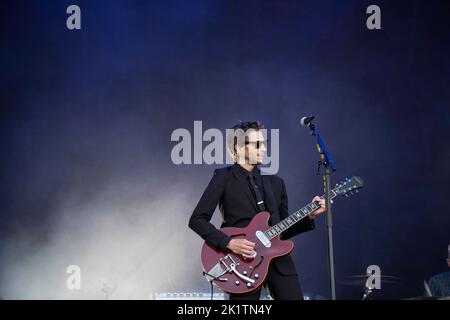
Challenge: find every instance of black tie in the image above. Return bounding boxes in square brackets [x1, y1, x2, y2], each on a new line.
[248, 173, 266, 212]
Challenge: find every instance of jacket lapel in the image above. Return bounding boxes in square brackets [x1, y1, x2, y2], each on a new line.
[261, 175, 281, 225]
[231, 165, 259, 212]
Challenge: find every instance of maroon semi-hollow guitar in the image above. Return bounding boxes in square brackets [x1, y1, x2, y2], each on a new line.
[200, 176, 364, 294]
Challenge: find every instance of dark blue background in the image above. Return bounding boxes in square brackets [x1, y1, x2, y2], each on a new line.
[1, 0, 449, 299]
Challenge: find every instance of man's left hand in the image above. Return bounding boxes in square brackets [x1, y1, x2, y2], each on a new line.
[309, 196, 326, 219]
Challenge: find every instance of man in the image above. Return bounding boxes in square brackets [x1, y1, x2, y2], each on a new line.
[189, 121, 326, 300]
[427, 244, 450, 297]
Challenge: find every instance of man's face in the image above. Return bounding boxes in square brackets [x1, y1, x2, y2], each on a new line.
[447, 258, 450, 268]
[236, 129, 267, 165]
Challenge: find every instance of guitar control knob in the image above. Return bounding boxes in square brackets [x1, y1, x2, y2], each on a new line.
[243, 271, 248, 275]
[235, 281, 240, 286]
[254, 274, 259, 279]
[246, 283, 252, 288]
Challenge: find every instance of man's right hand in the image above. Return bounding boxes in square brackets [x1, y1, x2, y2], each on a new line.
[227, 238, 256, 259]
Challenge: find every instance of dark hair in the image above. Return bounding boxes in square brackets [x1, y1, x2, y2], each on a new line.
[227, 120, 264, 161]
[231, 120, 264, 132]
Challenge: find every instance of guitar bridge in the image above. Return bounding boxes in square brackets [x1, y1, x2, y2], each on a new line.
[204, 255, 237, 282]
[204, 254, 256, 284]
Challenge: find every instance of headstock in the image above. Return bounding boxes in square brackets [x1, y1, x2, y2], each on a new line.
[334, 176, 364, 197]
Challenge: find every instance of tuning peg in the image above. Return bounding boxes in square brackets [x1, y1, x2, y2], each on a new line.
[345, 194, 349, 197]
[355, 190, 358, 193]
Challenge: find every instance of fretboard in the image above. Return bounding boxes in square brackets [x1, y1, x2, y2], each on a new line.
[264, 190, 337, 240]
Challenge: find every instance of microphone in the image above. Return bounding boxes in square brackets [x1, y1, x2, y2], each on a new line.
[300, 115, 315, 127]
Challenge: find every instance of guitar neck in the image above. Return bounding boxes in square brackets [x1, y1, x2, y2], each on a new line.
[264, 189, 337, 240]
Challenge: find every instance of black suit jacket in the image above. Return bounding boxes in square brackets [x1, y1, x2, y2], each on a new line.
[189, 164, 315, 275]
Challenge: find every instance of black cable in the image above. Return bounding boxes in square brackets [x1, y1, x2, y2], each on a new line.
[203, 271, 218, 300]
[210, 280, 214, 300]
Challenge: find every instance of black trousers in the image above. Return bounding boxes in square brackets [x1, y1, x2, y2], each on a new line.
[228, 264, 304, 300]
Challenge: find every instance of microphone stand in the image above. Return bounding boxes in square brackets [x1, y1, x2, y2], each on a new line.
[306, 120, 337, 300]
